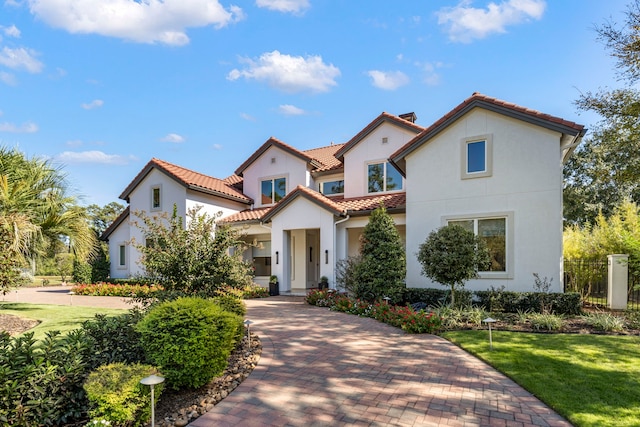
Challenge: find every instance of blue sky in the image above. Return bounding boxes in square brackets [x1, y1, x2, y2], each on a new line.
[0, 0, 628, 207]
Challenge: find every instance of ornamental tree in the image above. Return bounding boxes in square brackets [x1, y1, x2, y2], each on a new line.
[416, 224, 490, 306]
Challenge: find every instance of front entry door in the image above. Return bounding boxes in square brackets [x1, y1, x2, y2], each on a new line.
[306, 230, 319, 289]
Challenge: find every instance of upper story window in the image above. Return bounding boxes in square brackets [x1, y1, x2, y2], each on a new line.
[368, 161, 403, 193]
[261, 177, 286, 205]
[461, 135, 493, 179]
[320, 180, 344, 196]
[151, 185, 161, 211]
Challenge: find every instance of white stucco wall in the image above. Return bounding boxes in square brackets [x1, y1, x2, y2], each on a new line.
[241, 146, 310, 207]
[342, 123, 418, 198]
[108, 219, 131, 279]
[404, 108, 564, 293]
[185, 190, 245, 221]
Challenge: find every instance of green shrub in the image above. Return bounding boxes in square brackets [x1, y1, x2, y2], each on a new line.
[0, 330, 91, 426]
[474, 290, 581, 315]
[72, 260, 92, 284]
[81, 311, 146, 370]
[582, 313, 626, 332]
[211, 294, 247, 317]
[528, 313, 564, 331]
[136, 297, 243, 389]
[402, 288, 472, 308]
[84, 363, 161, 426]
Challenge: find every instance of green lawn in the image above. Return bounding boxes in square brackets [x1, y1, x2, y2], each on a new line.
[1, 302, 125, 340]
[442, 330, 640, 427]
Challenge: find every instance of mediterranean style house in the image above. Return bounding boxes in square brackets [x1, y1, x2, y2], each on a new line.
[101, 93, 585, 294]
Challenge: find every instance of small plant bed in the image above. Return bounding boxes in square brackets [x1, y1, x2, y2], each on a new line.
[70, 283, 270, 299]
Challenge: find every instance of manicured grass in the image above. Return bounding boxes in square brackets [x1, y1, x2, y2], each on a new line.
[442, 330, 640, 427]
[0, 302, 125, 340]
[31, 275, 66, 286]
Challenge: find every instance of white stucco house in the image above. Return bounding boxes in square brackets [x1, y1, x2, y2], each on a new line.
[101, 93, 585, 294]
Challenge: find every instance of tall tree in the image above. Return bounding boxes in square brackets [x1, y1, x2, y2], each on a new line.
[0, 146, 95, 291]
[565, 0, 640, 224]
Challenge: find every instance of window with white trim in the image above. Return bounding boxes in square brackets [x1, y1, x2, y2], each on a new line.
[461, 135, 492, 179]
[260, 177, 286, 205]
[118, 244, 126, 268]
[367, 161, 403, 193]
[151, 186, 161, 211]
[448, 216, 508, 274]
[320, 179, 344, 195]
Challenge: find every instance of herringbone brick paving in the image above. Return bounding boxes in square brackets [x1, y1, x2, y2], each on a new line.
[190, 297, 571, 427]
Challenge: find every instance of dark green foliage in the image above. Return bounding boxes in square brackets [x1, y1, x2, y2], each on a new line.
[402, 288, 472, 308]
[0, 330, 91, 426]
[80, 311, 146, 370]
[211, 294, 247, 317]
[90, 243, 111, 283]
[83, 362, 161, 426]
[136, 297, 243, 389]
[73, 259, 92, 284]
[132, 205, 253, 299]
[473, 291, 582, 315]
[0, 239, 25, 295]
[351, 205, 406, 302]
[417, 224, 491, 306]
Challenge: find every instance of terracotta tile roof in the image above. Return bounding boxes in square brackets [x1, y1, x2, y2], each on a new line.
[390, 92, 586, 173]
[219, 206, 272, 224]
[334, 192, 406, 214]
[303, 143, 345, 173]
[334, 112, 426, 160]
[223, 174, 243, 185]
[120, 158, 252, 204]
[261, 185, 345, 222]
[100, 206, 130, 241]
[234, 137, 322, 176]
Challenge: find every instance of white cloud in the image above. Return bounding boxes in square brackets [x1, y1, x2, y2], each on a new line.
[81, 99, 104, 110]
[0, 121, 38, 133]
[0, 71, 17, 86]
[55, 150, 135, 165]
[367, 70, 409, 90]
[437, 0, 546, 43]
[1, 25, 21, 38]
[278, 104, 305, 116]
[160, 133, 185, 143]
[228, 50, 340, 93]
[212, 143, 222, 150]
[26, 0, 244, 46]
[0, 47, 43, 73]
[65, 139, 83, 147]
[255, 0, 309, 14]
[240, 112, 256, 121]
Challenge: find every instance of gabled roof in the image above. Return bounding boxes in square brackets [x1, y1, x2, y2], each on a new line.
[234, 137, 323, 177]
[120, 158, 252, 204]
[334, 192, 406, 216]
[261, 185, 346, 222]
[100, 206, 130, 241]
[303, 143, 345, 173]
[218, 206, 273, 224]
[390, 92, 586, 174]
[334, 112, 426, 161]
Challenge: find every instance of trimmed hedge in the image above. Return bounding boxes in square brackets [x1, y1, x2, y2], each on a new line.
[402, 288, 582, 315]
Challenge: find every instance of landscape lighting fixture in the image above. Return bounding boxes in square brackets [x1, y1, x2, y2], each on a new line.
[140, 374, 165, 427]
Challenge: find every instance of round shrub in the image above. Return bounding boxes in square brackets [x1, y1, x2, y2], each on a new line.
[136, 297, 243, 389]
[84, 362, 161, 426]
[211, 293, 247, 317]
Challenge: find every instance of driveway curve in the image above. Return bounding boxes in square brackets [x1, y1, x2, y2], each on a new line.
[190, 297, 571, 427]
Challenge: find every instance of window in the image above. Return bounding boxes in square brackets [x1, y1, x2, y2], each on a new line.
[261, 177, 286, 205]
[448, 216, 507, 273]
[461, 135, 492, 179]
[252, 240, 271, 276]
[118, 244, 126, 267]
[320, 180, 344, 195]
[368, 162, 403, 193]
[151, 186, 161, 210]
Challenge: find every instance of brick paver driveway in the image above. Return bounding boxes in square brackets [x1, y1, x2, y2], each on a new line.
[190, 297, 570, 427]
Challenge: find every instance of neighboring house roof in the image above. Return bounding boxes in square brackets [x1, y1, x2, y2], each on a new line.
[120, 158, 253, 204]
[390, 92, 586, 174]
[334, 112, 426, 161]
[100, 206, 130, 241]
[234, 137, 324, 177]
[221, 188, 406, 225]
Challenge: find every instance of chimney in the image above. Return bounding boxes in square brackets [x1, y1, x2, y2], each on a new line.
[399, 112, 417, 123]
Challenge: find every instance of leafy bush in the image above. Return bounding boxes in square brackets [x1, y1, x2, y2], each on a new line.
[72, 283, 163, 298]
[582, 313, 626, 332]
[305, 289, 341, 307]
[136, 297, 243, 389]
[368, 303, 442, 334]
[73, 260, 92, 284]
[528, 313, 564, 331]
[211, 294, 247, 317]
[402, 288, 473, 308]
[0, 330, 91, 426]
[84, 363, 161, 426]
[81, 311, 146, 370]
[474, 291, 582, 315]
[217, 284, 269, 299]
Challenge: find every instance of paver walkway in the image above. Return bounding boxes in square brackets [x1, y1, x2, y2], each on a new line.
[191, 297, 571, 427]
[6, 288, 571, 426]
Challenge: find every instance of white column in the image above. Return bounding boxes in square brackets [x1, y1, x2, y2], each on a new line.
[608, 254, 629, 310]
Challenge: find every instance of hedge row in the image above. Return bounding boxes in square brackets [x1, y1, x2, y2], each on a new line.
[401, 288, 581, 315]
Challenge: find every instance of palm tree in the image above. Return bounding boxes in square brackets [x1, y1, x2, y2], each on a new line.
[0, 147, 95, 282]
